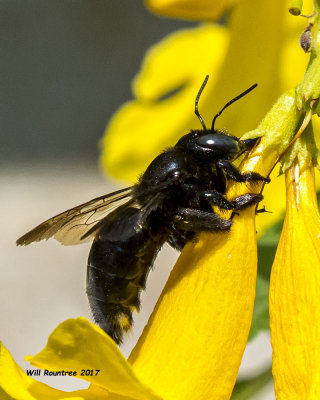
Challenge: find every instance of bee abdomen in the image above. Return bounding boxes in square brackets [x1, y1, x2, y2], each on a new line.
[86, 206, 166, 344]
[87, 244, 159, 344]
[87, 264, 143, 344]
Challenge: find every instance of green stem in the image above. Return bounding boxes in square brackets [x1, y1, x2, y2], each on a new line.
[296, 0, 320, 110]
[231, 368, 273, 400]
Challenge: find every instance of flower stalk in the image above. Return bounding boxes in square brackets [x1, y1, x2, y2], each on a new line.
[296, 0, 320, 111]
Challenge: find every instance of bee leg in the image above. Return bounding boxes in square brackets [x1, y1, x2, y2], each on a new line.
[257, 205, 272, 214]
[203, 190, 263, 211]
[216, 160, 270, 183]
[231, 193, 264, 210]
[167, 228, 196, 251]
[173, 208, 232, 232]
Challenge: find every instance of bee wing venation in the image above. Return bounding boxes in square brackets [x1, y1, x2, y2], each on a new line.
[16, 187, 134, 246]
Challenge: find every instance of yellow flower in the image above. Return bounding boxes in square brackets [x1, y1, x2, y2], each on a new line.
[2, 89, 303, 398]
[3, 131, 269, 398]
[269, 136, 320, 399]
[99, 1, 320, 393]
[2, 187, 263, 399]
[144, 0, 239, 21]
[2, 208, 258, 399]
[5, 0, 320, 399]
[129, 208, 258, 399]
[0, 318, 161, 400]
[101, 0, 315, 236]
[2, 201, 260, 399]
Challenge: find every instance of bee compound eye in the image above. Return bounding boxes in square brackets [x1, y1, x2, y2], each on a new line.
[196, 134, 239, 153]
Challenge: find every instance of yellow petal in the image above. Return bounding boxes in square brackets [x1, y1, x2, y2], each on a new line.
[102, 0, 290, 183]
[26, 318, 161, 400]
[101, 25, 228, 182]
[255, 171, 286, 236]
[0, 342, 109, 400]
[269, 161, 320, 399]
[129, 208, 257, 400]
[128, 86, 298, 399]
[144, 0, 238, 21]
[210, 0, 287, 135]
[280, 0, 313, 88]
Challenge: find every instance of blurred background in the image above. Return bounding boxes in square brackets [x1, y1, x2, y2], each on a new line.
[1, 1, 273, 396]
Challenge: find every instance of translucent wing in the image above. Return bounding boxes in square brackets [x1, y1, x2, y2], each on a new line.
[17, 187, 135, 246]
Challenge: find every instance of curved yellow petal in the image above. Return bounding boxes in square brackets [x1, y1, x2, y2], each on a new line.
[101, 25, 228, 182]
[144, 0, 238, 21]
[0, 342, 108, 400]
[129, 208, 258, 400]
[125, 86, 300, 399]
[127, 127, 284, 399]
[269, 160, 320, 399]
[26, 318, 161, 400]
[0, 342, 47, 400]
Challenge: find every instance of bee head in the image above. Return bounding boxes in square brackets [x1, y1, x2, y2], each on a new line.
[175, 130, 259, 161]
[174, 76, 259, 161]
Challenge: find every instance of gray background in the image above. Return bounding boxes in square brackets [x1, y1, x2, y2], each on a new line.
[1, 1, 274, 397]
[1, 0, 194, 165]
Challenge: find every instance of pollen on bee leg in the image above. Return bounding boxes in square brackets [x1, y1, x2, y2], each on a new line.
[118, 313, 132, 330]
[130, 304, 140, 312]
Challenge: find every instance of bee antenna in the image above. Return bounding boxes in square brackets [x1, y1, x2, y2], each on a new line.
[195, 75, 209, 130]
[211, 83, 258, 131]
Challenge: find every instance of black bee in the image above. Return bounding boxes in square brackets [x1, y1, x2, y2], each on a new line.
[17, 76, 268, 345]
